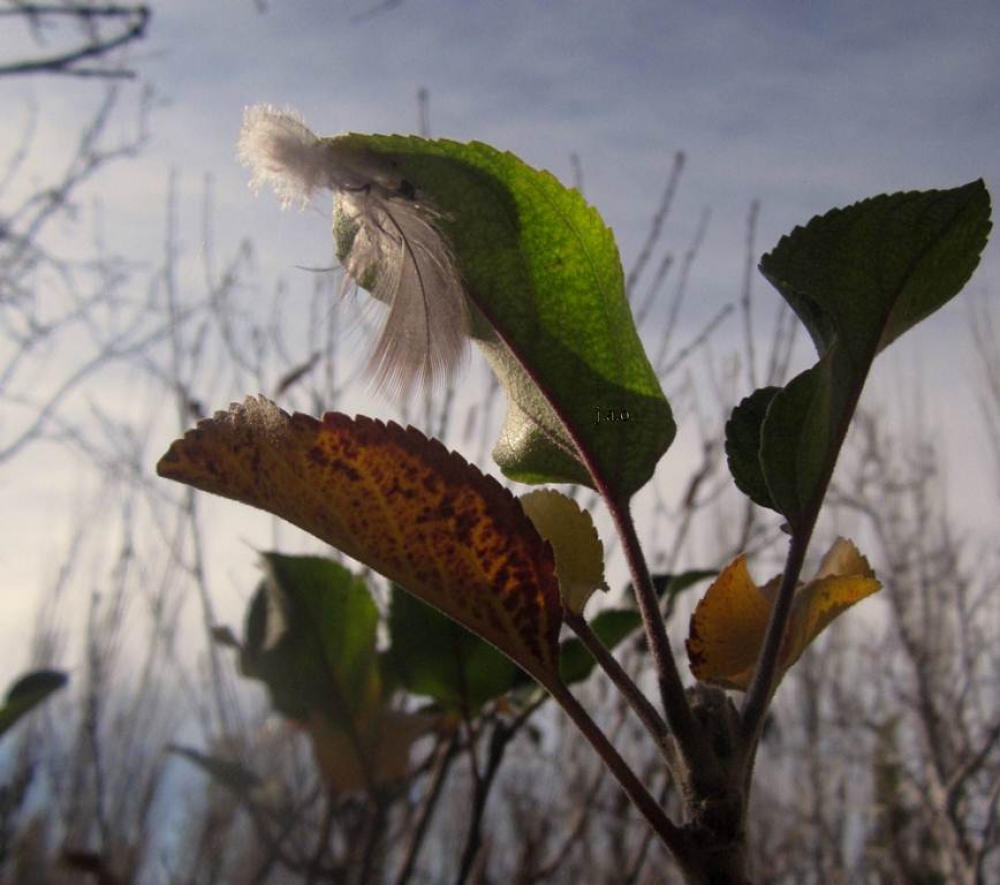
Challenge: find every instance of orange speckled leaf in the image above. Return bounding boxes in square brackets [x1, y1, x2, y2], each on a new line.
[157, 396, 562, 689]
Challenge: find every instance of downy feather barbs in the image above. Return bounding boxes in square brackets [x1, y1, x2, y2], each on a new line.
[237, 104, 469, 397]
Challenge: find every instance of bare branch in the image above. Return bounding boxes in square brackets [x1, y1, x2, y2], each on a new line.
[0, 3, 150, 79]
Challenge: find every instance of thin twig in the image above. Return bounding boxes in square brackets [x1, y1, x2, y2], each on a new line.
[546, 680, 687, 861]
[740, 200, 760, 391]
[564, 610, 672, 762]
[0, 5, 150, 78]
[625, 151, 685, 297]
[454, 720, 511, 885]
[392, 732, 459, 885]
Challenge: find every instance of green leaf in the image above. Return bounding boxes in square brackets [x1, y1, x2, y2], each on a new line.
[509, 570, 714, 693]
[385, 584, 517, 713]
[760, 180, 992, 362]
[331, 134, 675, 499]
[759, 354, 835, 526]
[745, 181, 991, 527]
[241, 553, 381, 726]
[725, 387, 780, 512]
[0, 669, 67, 738]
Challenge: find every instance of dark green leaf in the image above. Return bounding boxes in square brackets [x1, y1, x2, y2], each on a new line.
[752, 181, 991, 527]
[650, 569, 717, 620]
[759, 355, 834, 528]
[241, 554, 380, 725]
[623, 568, 716, 620]
[169, 744, 262, 796]
[725, 387, 781, 512]
[760, 180, 992, 362]
[0, 669, 67, 738]
[559, 609, 642, 685]
[385, 584, 517, 712]
[211, 625, 241, 649]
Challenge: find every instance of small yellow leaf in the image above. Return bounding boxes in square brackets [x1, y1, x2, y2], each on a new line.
[686, 538, 880, 691]
[519, 489, 608, 614]
[685, 555, 772, 690]
[157, 397, 563, 690]
[782, 539, 879, 667]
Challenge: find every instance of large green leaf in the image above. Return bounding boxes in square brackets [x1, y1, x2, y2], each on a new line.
[760, 181, 992, 362]
[241, 553, 380, 725]
[0, 669, 67, 738]
[330, 134, 675, 499]
[385, 584, 517, 713]
[729, 181, 991, 527]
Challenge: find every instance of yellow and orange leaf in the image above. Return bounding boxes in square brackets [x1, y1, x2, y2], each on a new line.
[685, 555, 772, 690]
[157, 396, 563, 689]
[686, 538, 880, 691]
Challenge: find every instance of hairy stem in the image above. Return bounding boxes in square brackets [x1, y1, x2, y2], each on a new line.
[740, 527, 813, 746]
[547, 679, 686, 860]
[564, 610, 673, 762]
[604, 492, 718, 783]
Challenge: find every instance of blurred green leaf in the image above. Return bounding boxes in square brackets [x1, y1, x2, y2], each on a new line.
[559, 609, 642, 685]
[241, 554, 380, 726]
[0, 669, 67, 739]
[210, 625, 241, 649]
[385, 584, 517, 713]
[560, 569, 715, 685]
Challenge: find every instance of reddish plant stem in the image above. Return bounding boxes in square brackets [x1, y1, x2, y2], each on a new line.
[564, 610, 673, 762]
[603, 491, 719, 784]
[547, 680, 686, 860]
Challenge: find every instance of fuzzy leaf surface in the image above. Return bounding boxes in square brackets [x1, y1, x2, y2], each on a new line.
[332, 134, 675, 498]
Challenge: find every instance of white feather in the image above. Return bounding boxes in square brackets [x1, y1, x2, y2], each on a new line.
[238, 104, 469, 397]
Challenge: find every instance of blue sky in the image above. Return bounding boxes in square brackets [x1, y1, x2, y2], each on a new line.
[2, 0, 999, 678]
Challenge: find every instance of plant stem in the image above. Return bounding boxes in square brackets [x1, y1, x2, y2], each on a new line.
[547, 680, 687, 860]
[739, 375, 863, 747]
[564, 610, 673, 762]
[604, 492, 718, 782]
[454, 720, 511, 885]
[393, 733, 459, 885]
[739, 528, 812, 746]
